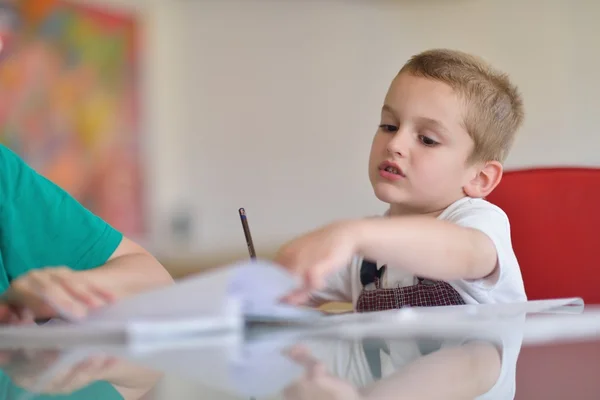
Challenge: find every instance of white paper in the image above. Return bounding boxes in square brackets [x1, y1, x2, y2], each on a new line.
[74, 260, 310, 337]
[227, 259, 323, 321]
[83, 263, 240, 324]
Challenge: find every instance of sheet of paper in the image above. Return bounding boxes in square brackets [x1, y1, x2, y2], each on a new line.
[79, 260, 295, 333]
[83, 263, 240, 324]
[82, 259, 317, 323]
[228, 260, 323, 321]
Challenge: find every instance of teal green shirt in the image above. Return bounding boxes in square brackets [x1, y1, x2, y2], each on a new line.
[0, 145, 123, 293]
[0, 145, 124, 398]
[0, 378, 121, 399]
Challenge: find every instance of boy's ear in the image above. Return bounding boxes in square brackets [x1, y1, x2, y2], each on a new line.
[463, 161, 503, 198]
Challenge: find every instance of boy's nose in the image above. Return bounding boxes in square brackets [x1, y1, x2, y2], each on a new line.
[386, 130, 410, 156]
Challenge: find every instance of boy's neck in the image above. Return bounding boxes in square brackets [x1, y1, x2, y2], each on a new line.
[387, 196, 470, 218]
[387, 205, 444, 218]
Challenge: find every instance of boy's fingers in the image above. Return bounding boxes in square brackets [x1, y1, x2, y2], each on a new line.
[281, 262, 333, 305]
[280, 288, 310, 305]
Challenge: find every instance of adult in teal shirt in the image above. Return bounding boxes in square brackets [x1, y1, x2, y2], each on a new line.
[0, 144, 173, 321]
[0, 145, 171, 398]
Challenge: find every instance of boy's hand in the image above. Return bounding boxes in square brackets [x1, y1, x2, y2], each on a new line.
[1, 267, 116, 322]
[274, 221, 359, 304]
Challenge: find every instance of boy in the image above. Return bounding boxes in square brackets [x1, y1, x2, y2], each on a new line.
[275, 48, 527, 311]
[0, 145, 173, 324]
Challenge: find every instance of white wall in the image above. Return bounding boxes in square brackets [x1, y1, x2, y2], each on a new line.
[172, 0, 600, 263]
[75, 0, 600, 265]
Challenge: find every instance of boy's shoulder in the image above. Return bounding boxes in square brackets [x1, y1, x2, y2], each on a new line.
[439, 197, 509, 224]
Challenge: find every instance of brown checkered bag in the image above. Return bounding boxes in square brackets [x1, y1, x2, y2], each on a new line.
[356, 258, 466, 313]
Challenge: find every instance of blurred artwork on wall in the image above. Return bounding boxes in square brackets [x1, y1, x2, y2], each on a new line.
[0, 0, 144, 237]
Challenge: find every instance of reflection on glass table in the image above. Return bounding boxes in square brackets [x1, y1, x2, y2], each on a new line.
[0, 347, 161, 400]
[2, 306, 600, 400]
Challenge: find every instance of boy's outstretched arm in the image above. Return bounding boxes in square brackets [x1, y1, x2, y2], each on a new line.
[352, 216, 498, 281]
[275, 216, 498, 303]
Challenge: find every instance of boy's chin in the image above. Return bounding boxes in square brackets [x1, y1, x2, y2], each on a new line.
[372, 185, 409, 205]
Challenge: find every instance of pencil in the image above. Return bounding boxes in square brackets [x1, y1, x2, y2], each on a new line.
[238, 208, 257, 259]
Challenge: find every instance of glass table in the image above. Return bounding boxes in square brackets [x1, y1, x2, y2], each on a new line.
[1, 305, 600, 400]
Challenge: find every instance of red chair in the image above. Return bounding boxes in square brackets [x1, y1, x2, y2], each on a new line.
[486, 167, 600, 304]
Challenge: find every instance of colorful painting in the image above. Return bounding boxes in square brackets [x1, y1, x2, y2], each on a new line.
[0, 0, 144, 237]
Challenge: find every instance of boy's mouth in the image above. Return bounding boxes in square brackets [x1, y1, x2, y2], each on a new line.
[378, 161, 405, 177]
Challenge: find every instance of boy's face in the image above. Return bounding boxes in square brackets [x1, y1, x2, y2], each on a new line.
[368, 72, 477, 215]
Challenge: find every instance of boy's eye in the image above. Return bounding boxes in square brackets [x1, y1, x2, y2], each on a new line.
[378, 124, 398, 133]
[419, 135, 439, 147]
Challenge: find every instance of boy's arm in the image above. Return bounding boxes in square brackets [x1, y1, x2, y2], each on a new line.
[351, 216, 498, 282]
[277, 207, 506, 300]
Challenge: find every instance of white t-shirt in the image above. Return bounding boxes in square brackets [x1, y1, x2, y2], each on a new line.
[308, 197, 527, 308]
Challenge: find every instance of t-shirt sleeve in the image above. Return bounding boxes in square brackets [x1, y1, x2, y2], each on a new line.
[0, 145, 123, 280]
[443, 200, 521, 293]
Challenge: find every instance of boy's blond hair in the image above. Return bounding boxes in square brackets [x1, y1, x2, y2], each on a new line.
[400, 49, 524, 163]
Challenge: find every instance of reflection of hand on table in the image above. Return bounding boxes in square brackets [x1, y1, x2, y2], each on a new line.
[283, 340, 502, 400]
[282, 345, 362, 400]
[0, 348, 161, 399]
